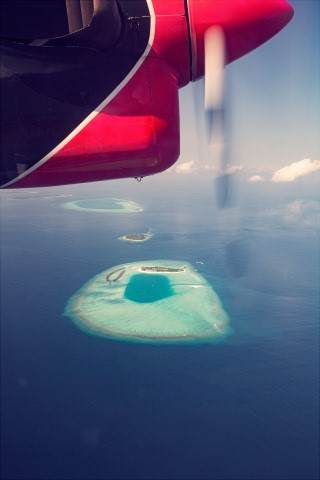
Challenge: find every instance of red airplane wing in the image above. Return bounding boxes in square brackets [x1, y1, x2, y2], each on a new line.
[0, 0, 293, 189]
[12, 57, 181, 188]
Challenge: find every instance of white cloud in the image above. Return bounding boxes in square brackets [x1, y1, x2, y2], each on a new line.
[225, 164, 243, 174]
[173, 162, 243, 175]
[175, 160, 195, 174]
[288, 199, 305, 214]
[172, 160, 245, 176]
[248, 175, 264, 182]
[203, 165, 216, 172]
[265, 199, 320, 228]
[271, 158, 320, 182]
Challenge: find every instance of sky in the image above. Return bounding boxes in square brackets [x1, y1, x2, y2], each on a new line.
[176, 0, 320, 185]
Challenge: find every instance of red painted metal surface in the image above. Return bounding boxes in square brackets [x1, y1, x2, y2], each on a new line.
[11, 58, 180, 187]
[5, 0, 294, 188]
[187, 0, 294, 80]
[9, 0, 187, 188]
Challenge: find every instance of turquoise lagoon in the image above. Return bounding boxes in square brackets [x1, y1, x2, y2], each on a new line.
[64, 260, 231, 344]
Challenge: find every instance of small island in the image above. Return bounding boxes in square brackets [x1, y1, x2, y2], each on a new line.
[141, 266, 186, 273]
[119, 232, 152, 243]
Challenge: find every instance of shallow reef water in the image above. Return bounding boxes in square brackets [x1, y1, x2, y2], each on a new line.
[63, 198, 142, 213]
[64, 260, 231, 344]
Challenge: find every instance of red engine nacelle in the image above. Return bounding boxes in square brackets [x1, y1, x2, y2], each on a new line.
[0, 0, 294, 189]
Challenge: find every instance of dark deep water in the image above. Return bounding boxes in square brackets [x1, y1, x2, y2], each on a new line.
[1, 177, 319, 479]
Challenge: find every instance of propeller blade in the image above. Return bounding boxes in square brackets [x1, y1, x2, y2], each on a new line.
[204, 25, 233, 208]
[204, 26, 225, 114]
[204, 26, 225, 150]
[191, 23, 250, 275]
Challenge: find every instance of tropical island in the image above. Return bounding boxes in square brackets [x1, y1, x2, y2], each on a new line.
[119, 232, 152, 242]
[64, 260, 232, 344]
[141, 266, 186, 273]
[63, 198, 142, 213]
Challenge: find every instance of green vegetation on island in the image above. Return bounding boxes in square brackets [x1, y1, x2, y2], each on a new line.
[124, 233, 149, 241]
[141, 266, 186, 273]
[119, 232, 152, 242]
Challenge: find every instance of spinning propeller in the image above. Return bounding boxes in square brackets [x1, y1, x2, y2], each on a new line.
[204, 25, 231, 209]
[187, 0, 294, 208]
[187, 0, 294, 275]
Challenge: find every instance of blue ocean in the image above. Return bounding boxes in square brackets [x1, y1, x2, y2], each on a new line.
[1, 176, 319, 479]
